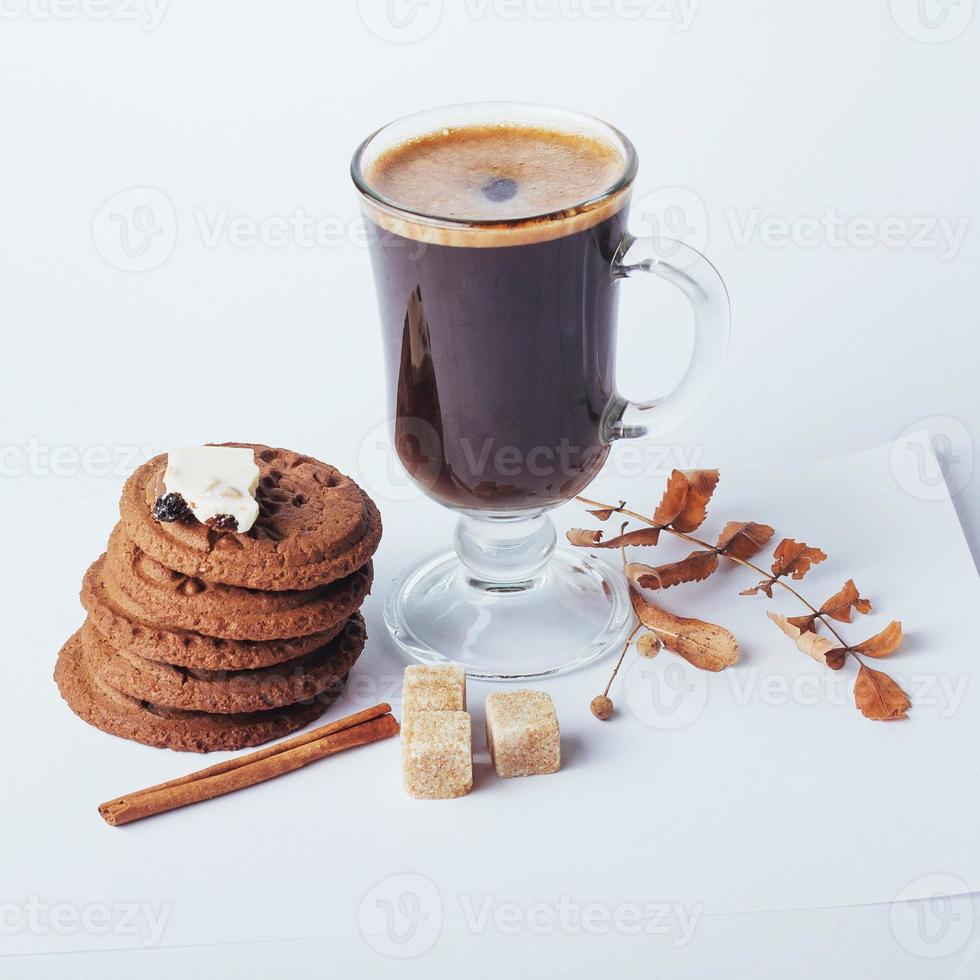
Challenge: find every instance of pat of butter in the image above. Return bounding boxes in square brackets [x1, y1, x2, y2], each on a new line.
[164, 446, 260, 533]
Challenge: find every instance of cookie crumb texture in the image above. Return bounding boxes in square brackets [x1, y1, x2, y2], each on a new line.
[402, 711, 473, 799]
[55, 443, 383, 752]
[83, 614, 366, 714]
[104, 527, 372, 641]
[485, 690, 560, 778]
[121, 444, 383, 592]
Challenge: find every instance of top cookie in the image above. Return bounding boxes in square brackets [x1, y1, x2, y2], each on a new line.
[119, 444, 382, 591]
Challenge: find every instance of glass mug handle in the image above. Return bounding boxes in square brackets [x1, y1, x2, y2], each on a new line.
[604, 234, 731, 441]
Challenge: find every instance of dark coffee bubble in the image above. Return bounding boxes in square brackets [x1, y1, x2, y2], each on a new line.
[481, 177, 518, 202]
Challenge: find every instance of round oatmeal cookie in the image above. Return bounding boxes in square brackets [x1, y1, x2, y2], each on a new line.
[54, 630, 345, 752]
[84, 613, 366, 714]
[118, 444, 382, 591]
[105, 525, 373, 642]
[81, 555, 348, 670]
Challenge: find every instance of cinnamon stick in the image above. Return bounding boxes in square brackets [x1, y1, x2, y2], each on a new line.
[99, 703, 398, 827]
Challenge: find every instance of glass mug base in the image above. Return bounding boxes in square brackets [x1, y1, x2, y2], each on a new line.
[384, 514, 633, 680]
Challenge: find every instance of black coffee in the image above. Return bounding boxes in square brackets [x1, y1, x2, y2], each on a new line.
[363, 124, 629, 511]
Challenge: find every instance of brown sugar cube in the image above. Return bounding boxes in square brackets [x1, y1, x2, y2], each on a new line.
[485, 690, 560, 778]
[402, 711, 472, 799]
[402, 664, 466, 717]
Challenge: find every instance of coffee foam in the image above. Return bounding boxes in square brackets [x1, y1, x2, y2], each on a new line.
[360, 123, 630, 248]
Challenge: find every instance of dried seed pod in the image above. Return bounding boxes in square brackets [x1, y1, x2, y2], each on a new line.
[637, 632, 662, 658]
[590, 695, 614, 721]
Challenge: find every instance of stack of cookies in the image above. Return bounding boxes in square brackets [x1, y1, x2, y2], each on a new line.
[55, 443, 382, 752]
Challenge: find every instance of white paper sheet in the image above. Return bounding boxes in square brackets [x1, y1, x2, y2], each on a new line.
[2, 442, 978, 956]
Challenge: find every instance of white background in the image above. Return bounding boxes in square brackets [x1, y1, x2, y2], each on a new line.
[2, 1, 979, 977]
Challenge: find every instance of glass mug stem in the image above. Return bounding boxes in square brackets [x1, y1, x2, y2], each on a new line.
[454, 510, 557, 589]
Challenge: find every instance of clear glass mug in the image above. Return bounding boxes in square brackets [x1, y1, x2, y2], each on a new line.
[352, 102, 729, 680]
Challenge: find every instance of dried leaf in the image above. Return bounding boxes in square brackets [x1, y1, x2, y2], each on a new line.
[630, 588, 738, 671]
[652, 469, 720, 533]
[577, 498, 626, 521]
[854, 665, 910, 720]
[774, 584, 872, 634]
[820, 579, 872, 623]
[770, 539, 828, 581]
[852, 621, 903, 659]
[566, 528, 603, 547]
[636, 632, 662, 658]
[786, 613, 818, 633]
[628, 551, 720, 590]
[767, 612, 846, 670]
[740, 579, 775, 598]
[625, 562, 656, 585]
[566, 527, 661, 549]
[715, 521, 775, 561]
[587, 502, 625, 521]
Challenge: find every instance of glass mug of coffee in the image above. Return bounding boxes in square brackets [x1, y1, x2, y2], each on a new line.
[352, 102, 729, 679]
